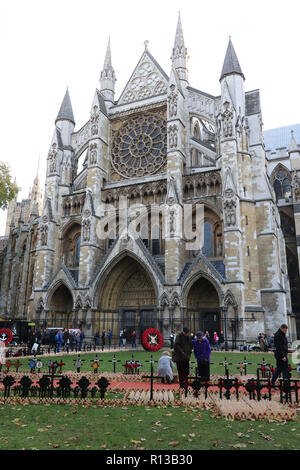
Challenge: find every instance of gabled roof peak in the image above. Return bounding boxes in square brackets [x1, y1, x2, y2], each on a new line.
[220, 38, 244, 81]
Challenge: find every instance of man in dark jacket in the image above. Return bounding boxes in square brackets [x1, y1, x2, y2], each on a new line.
[172, 327, 193, 388]
[271, 324, 289, 386]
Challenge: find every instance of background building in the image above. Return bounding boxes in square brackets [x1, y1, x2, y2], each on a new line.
[1, 15, 299, 344]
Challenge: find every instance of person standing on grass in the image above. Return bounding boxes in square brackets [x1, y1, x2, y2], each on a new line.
[172, 327, 193, 389]
[193, 331, 211, 381]
[271, 324, 289, 386]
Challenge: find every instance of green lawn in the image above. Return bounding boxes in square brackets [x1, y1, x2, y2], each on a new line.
[5, 350, 296, 376]
[0, 403, 299, 450]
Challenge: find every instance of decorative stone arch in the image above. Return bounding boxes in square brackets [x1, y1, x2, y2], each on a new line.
[170, 292, 181, 308]
[43, 279, 76, 329]
[59, 217, 82, 238]
[75, 295, 83, 310]
[44, 278, 75, 310]
[182, 270, 224, 308]
[160, 292, 170, 308]
[224, 289, 238, 309]
[270, 163, 292, 201]
[74, 141, 89, 164]
[84, 295, 92, 310]
[92, 249, 161, 309]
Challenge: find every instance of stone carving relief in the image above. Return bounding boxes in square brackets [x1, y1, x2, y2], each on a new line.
[224, 199, 237, 227]
[168, 124, 178, 149]
[91, 105, 99, 136]
[111, 113, 167, 178]
[119, 55, 168, 105]
[49, 143, 57, 173]
[82, 211, 92, 242]
[40, 217, 48, 246]
[168, 84, 178, 118]
[292, 171, 300, 202]
[222, 101, 234, 138]
[89, 142, 98, 165]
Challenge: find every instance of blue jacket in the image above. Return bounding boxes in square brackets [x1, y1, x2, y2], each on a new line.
[193, 337, 211, 362]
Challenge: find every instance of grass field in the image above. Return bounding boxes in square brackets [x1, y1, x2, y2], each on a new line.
[0, 403, 299, 450]
[5, 350, 297, 376]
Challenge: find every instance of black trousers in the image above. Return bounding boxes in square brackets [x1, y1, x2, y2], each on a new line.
[271, 357, 289, 385]
[197, 362, 210, 381]
[176, 361, 190, 388]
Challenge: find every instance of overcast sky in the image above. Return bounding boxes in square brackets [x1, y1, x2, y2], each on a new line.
[1, 0, 300, 235]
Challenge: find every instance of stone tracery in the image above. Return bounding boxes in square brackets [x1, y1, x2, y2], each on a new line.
[111, 114, 167, 178]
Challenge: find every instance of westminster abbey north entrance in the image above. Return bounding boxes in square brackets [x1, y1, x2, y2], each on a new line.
[95, 256, 158, 341]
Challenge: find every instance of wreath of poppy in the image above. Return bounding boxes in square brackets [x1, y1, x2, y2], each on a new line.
[0, 329, 13, 345]
[141, 328, 164, 352]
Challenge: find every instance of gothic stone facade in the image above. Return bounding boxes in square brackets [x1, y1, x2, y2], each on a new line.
[1, 16, 299, 343]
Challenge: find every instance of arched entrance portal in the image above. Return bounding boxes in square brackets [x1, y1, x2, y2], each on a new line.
[47, 284, 74, 329]
[186, 277, 221, 339]
[95, 256, 158, 342]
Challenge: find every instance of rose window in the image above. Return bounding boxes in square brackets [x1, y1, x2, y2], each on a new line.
[111, 114, 167, 178]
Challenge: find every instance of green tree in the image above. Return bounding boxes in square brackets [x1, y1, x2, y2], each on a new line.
[0, 162, 18, 209]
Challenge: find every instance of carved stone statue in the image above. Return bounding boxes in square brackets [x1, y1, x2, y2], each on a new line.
[82, 218, 91, 242]
[168, 124, 178, 148]
[91, 105, 99, 136]
[224, 199, 237, 227]
[49, 143, 57, 173]
[40, 224, 48, 246]
[89, 143, 98, 165]
[168, 85, 178, 118]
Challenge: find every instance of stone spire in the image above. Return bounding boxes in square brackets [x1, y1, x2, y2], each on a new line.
[220, 38, 244, 81]
[100, 38, 116, 106]
[55, 88, 75, 125]
[171, 12, 188, 86]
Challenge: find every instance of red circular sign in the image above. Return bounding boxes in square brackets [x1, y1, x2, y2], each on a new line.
[0, 329, 13, 345]
[141, 328, 164, 352]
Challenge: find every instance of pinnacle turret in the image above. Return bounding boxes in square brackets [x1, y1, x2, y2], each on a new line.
[171, 13, 188, 86]
[100, 38, 116, 105]
[55, 88, 75, 125]
[220, 38, 244, 81]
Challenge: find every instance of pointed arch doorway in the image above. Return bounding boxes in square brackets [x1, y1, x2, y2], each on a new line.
[47, 284, 74, 329]
[95, 256, 158, 342]
[186, 276, 222, 339]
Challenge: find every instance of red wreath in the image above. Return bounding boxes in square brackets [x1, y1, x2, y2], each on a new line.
[141, 328, 164, 352]
[0, 329, 13, 345]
